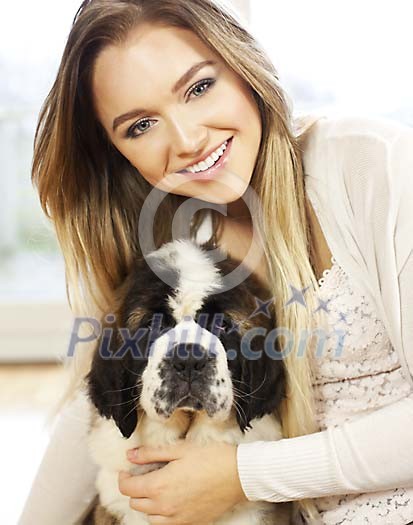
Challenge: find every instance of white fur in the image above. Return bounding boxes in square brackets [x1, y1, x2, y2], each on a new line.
[140, 317, 233, 421]
[147, 239, 223, 321]
[87, 408, 290, 524]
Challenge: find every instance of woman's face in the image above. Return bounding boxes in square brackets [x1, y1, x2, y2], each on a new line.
[92, 23, 262, 206]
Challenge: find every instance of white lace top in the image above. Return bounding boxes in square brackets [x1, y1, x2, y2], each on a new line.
[312, 254, 413, 524]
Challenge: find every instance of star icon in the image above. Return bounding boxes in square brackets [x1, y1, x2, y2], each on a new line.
[284, 285, 311, 308]
[248, 296, 274, 320]
[226, 319, 242, 335]
[338, 311, 348, 324]
[313, 297, 332, 314]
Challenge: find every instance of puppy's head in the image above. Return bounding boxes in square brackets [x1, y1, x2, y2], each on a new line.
[87, 239, 285, 438]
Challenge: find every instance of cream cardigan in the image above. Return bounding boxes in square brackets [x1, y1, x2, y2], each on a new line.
[237, 115, 413, 502]
[18, 116, 413, 524]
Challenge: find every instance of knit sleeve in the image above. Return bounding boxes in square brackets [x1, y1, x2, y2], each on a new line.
[338, 120, 413, 380]
[18, 390, 98, 525]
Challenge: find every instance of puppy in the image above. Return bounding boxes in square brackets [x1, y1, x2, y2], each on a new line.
[84, 238, 291, 524]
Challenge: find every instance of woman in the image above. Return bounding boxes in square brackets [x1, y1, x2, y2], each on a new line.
[19, 0, 413, 524]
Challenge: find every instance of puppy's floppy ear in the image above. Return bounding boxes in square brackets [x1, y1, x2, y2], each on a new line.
[235, 332, 285, 433]
[86, 325, 140, 439]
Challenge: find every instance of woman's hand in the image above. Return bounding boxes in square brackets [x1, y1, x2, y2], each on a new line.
[118, 440, 248, 525]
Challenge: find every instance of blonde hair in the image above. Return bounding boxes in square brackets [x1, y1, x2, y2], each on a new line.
[33, 0, 324, 520]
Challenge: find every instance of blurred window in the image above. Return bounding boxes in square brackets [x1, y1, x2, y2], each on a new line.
[1, 0, 411, 359]
[249, 0, 413, 125]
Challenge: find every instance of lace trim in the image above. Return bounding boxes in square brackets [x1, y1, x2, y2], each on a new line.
[316, 487, 413, 524]
[317, 255, 338, 289]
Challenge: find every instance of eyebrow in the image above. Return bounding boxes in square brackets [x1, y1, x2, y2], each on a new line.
[112, 59, 216, 133]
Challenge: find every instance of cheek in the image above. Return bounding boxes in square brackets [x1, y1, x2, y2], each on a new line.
[116, 142, 166, 185]
[220, 79, 261, 136]
[238, 97, 261, 142]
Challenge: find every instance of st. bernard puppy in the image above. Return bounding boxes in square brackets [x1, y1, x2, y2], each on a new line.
[83, 238, 291, 524]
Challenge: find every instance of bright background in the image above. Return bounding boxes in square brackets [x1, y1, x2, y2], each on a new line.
[1, 0, 412, 340]
[1, 1, 412, 523]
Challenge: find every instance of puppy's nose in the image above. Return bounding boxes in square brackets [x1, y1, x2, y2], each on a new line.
[171, 343, 209, 381]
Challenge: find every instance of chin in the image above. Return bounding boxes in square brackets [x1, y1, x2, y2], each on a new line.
[203, 172, 252, 204]
[83, 238, 291, 525]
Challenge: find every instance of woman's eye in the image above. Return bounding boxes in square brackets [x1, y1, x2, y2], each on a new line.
[125, 78, 215, 139]
[187, 78, 215, 99]
[126, 118, 156, 139]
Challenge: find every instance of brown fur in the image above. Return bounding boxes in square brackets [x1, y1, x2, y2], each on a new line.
[82, 499, 121, 525]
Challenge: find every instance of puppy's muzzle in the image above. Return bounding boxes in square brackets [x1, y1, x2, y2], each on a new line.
[168, 342, 214, 410]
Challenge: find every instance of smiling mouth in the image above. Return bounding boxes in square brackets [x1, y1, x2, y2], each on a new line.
[175, 136, 233, 181]
[179, 137, 230, 173]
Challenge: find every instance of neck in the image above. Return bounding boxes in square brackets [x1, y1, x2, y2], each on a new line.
[226, 197, 252, 221]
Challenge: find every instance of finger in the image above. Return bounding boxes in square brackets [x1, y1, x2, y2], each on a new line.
[130, 499, 175, 521]
[147, 516, 173, 525]
[126, 441, 187, 464]
[129, 497, 154, 514]
[118, 471, 151, 498]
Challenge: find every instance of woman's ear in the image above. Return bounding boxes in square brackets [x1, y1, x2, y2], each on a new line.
[86, 325, 140, 439]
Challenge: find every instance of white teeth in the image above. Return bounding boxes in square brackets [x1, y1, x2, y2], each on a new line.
[186, 140, 228, 173]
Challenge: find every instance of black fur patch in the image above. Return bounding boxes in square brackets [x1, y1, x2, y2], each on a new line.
[86, 255, 177, 438]
[86, 241, 285, 437]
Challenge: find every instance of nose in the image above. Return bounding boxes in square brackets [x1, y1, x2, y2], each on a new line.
[167, 116, 208, 160]
[170, 343, 209, 382]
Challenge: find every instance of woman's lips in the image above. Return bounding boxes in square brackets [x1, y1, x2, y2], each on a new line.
[177, 136, 233, 181]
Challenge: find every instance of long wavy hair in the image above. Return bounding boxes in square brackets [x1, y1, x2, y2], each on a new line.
[33, 0, 324, 521]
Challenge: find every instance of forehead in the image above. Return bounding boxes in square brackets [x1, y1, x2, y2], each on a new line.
[92, 24, 219, 122]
